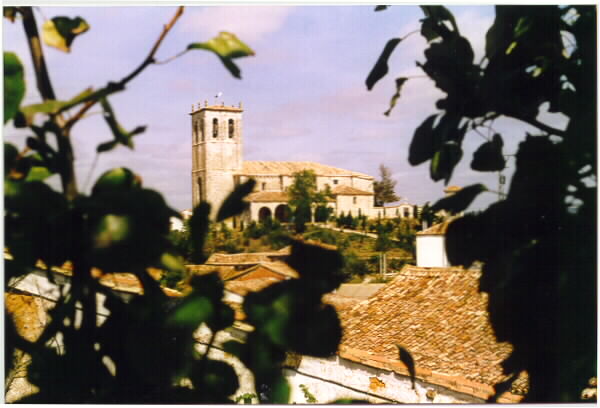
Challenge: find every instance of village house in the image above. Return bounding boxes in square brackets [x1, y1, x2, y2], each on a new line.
[188, 101, 416, 224]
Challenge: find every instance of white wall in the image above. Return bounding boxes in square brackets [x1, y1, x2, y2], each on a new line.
[416, 235, 449, 268]
[285, 355, 480, 404]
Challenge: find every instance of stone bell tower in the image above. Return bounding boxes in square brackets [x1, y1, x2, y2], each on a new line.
[190, 100, 243, 217]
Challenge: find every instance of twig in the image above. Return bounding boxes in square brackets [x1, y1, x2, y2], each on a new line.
[514, 115, 566, 137]
[155, 49, 189, 65]
[21, 7, 56, 100]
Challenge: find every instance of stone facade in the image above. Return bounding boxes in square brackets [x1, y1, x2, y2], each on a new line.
[189, 101, 417, 222]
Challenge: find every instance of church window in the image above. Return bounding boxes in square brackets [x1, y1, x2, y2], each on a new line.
[353, 196, 357, 204]
[262, 182, 266, 191]
[333, 179, 338, 185]
[212, 118, 218, 138]
[403, 208, 410, 218]
[200, 119, 204, 141]
[197, 177, 203, 202]
[228, 119, 235, 138]
[194, 121, 199, 143]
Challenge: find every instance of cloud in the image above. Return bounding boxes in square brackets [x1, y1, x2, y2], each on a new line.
[180, 6, 294, 43]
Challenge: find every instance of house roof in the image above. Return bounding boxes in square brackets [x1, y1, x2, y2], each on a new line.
[237, 261, 299, 279]
[331, 185, 373, 196]
[416, 220, 451, 236]
[335, 283, 386, 299]
[224, 277, 280, 297]
[339, 264, 528, 400]
[246, 191, 290, 203]
[238, 161, 373, 179]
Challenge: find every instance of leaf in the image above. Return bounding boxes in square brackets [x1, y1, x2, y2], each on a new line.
[93, 214, 131, 249]
[471, 133, 506, 172]
[408, 114, 438, 166]
[189, 202, 211, 264]
[4, 7, 18, 22]
[396, 344, 416, 389]
[374, 5, 389, 11]
[19, 87, 93, 125]
[216, 178, 256, 221]
[420, 17, 441, 42]
[420, 5, 459, 33]
[430, 142, 463, 184]
[98, 97, 146, 152]
[191, 359, 239, 399]
[166, 295, 213, 328]
[4, 52, 25, 124]
[365, 37, 402, 91]
[286, 239, 345, 294]
[4, 143, 19, 176]
[384, 77, 408, 116]
[188, 32, 255, 79]
[92, 167, 142, 195]
[331, 399, 370, 404]
[42, 16, 90, 53]
[25, 166, 52, 182]
[431, 183, 487, 214]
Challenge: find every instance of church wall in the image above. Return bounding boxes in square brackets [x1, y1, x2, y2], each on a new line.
[335, 195, 373, 217]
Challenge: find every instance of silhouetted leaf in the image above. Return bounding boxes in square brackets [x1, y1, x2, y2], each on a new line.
[19, 88, 93, 125]
[471, 133, 506, 171]
[4, 143, 18, 176]
[188, 32, 255, 79]
[420, 5, 458, 33]
[430, 142, 462, 184]
[42, 16, 89, 52]
[384, 77, 408, 116]
[98, 97, 146, 152]
[366, 37, 402, 91]
[216, 178, 256, 221]
[189, 202, 211, 264]
[396, 344, 416, 389]
[269, 376, 291, 404]
[408, 114, 438, 166]
[420, 17, 441, 42]
[444, 214, 482, 267]
[286, 239, 345, 294]
[167, 295, 213, 328]
[374, 5, 389, 11]
[4, 7, 18, 22]
[4, 52, 25, 124]
[192, 359, 239, 399]
[431, 183, 487, 214]
[91, 167, 141, 195]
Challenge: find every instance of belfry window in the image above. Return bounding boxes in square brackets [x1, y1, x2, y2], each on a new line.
[228, 119, 235, 138]
[213, 118, 218, 138]
[194, 121, 199, 143]
[200, 119, 204, 141]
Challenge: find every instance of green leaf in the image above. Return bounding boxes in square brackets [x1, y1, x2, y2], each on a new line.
[92, 167, 142, 195]
[4, 52, 25, 124]
[396, 345, 416, 389]
[269, 376, 291, 404]
[430, 142, 463, 184]
[42, 16, 90, 53]
[98, 97, 146, 152]
[25, 166, 52, 182]
[93, 214, 132, 249]
[188, 32, 255, 79]
[216, 178, 256, 221]
[384, 77, 408, 116]
[431, 183, 487, 214]
[331, 398, 370, 404]
[191, 359, 239, 399]
[4, 7, 18, 22]
[471, 133, 506, 172]
[160, 251, 186, 276]
[408, 114, 438, 166]
[374, 5, 389, 12]
[4, 143, 19, 176]
[365, 37, 402, 91]
[19, 87, 93, 125]
[167, 295, 213, 328]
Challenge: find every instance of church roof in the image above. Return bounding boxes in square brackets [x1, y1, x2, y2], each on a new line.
[416, 220, 452, 236]
[339, 264, 528, 399]
[246, 191, 289, 203]
[238, 161, 373, 179]
[331, 185, 373, 196]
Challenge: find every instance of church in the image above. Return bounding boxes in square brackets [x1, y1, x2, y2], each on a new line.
[189, 100, 416, 224]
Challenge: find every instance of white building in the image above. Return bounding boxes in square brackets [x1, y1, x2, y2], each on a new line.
[189, 101, 416, 224]
[415, 221, 450, 268]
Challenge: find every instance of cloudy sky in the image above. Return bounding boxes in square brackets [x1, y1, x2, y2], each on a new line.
[3, 5, 568, 212]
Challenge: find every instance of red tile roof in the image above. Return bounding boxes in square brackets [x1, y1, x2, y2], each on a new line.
[246, 191, 289, 203]
[238, 161, 373, 179]
[416, 221, 451, 236]
[331, 185, 373, 196]
[339, 264, 528, 400]
[224, 277, 280, 296]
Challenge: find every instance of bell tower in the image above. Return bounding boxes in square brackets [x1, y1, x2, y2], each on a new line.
[190, 100, 243, 217]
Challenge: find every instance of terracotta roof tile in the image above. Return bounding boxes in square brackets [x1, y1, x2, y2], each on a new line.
[246, 191, 289, 203]
[224, 277, 280, 296]
[339, 264, 528, 399]
[416, 220, 451, 235]
[331, 185, 373, 196]
[238, 161, 373, 179]
[205, 251, 289, 266]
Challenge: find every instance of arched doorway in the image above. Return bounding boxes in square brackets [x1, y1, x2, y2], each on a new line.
[258, 207, 272, 222]
[274, 204, 291, 222]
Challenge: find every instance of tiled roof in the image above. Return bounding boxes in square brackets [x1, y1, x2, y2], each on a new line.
[224, 277, 280, 296]
[246, 191, 289, 203]
[331, 185, 373, 196]
[238, 161, 373, 179]
[339, 264, 528, 400]
[416, 221, 451, 236]
[323, 293, 363, 322]
[240, 261, 299, 279]
[336, 283, 386, 299]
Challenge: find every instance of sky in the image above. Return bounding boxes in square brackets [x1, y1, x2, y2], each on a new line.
[3, 4, 570, 212]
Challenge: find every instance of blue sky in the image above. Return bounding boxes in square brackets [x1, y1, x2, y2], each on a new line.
[3, 5, 568, 212]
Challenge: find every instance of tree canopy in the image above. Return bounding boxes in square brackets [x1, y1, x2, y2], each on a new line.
[368, 4, 596, 402]
[373, 164, 400, 206]
[287, 169, 330, 233]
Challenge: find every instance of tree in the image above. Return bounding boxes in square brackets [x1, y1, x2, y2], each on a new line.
[368, 5, 596, 402]
[4, 6, 347, 404]
[373, 164, 400, 206]
[287, 170, 329, 233]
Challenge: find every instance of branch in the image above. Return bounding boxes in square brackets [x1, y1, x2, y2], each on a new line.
[21, 7, 55, 100]
[514, 115, 567, 137]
